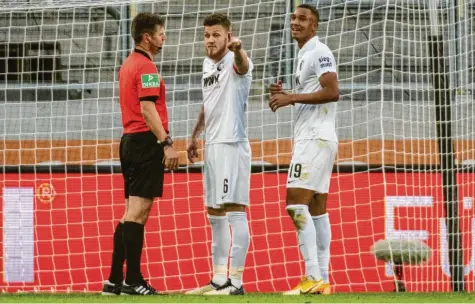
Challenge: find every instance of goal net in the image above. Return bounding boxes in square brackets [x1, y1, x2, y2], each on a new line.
[1, 0, 474, 293]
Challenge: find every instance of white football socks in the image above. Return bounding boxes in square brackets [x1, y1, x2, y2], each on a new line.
[227, 211, 250, 288]
[208, 214, 231, 286]
[286, 204, 321, 281]
[312, 213, 331, 283]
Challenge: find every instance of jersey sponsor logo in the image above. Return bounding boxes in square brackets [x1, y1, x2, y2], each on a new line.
[203, 74, 220, 88]
[141, 74, 160, 88]
[319, 56, 332, 68]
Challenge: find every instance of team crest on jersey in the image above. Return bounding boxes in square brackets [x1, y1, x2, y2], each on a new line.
[217, 62, 224, 71]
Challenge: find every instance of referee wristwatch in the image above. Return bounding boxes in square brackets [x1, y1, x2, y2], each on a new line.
[160, 136, 173, 149]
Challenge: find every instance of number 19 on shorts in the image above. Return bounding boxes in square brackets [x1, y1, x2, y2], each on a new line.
[288, 163, 302, 179]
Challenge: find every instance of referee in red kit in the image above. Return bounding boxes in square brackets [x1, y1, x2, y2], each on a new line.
[102, 12, 178, 296]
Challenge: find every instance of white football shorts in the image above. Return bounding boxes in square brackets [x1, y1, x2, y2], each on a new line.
[204, 141, 251, 208]
[287, 139, 337, 193]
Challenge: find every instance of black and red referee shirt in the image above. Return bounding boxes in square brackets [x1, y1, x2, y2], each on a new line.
[119, 48, 169, 134]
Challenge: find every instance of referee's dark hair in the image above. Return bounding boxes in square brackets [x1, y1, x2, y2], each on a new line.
[131, 12, 165, 44]
[203, 13, 231, 30]
[297, 4, 320, 24]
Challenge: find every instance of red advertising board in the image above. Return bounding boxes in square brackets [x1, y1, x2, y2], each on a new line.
[0, 172, 474, 293]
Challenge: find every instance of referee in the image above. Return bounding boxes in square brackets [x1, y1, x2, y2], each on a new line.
[102, 12, 178, 296]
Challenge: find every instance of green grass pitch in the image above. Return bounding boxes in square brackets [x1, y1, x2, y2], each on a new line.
[0, 293, 474, 303]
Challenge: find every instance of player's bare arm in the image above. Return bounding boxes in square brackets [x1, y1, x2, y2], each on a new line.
[141, 101, 168, 140]
[187, 105, 205, 163]
[228, 37, 249, 75]
[269, 72, 339, 112]
[141, 101, 178, 170]
[289, 72, 339, 104]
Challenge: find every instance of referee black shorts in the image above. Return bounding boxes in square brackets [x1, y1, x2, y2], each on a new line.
[119, 131, 165, 200]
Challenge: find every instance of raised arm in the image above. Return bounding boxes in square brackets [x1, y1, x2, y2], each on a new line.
[227, 37, 249, 75]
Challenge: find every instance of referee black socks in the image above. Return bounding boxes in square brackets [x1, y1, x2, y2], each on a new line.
[108, 222, 126, 284]
[123, 221, 145, 285]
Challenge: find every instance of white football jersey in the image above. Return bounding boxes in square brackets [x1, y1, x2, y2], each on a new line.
[294, 36, 338, 143]
[202, 51, 253, 144]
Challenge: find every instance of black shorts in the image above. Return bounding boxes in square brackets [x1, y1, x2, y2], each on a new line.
[119, 131, 165, 200]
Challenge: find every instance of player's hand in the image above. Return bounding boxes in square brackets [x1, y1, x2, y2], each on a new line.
[163, 146, 179, 170]
[269, 80, 283, 95]
[187, 139, 199, 163]
[269, 92, 293, 112]
[227, 37, 242, 52]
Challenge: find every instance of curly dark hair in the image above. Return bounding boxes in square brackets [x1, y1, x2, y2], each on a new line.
[203, 13, 231, 30]
[131, 12, 165, 44]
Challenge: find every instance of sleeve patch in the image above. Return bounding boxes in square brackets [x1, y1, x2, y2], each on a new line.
[141, 74, 160, 88]
[318, 56, 333, 69]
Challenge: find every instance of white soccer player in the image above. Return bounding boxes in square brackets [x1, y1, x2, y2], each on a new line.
[185, 13, 253, 295]
[269, 4, 339, 295]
